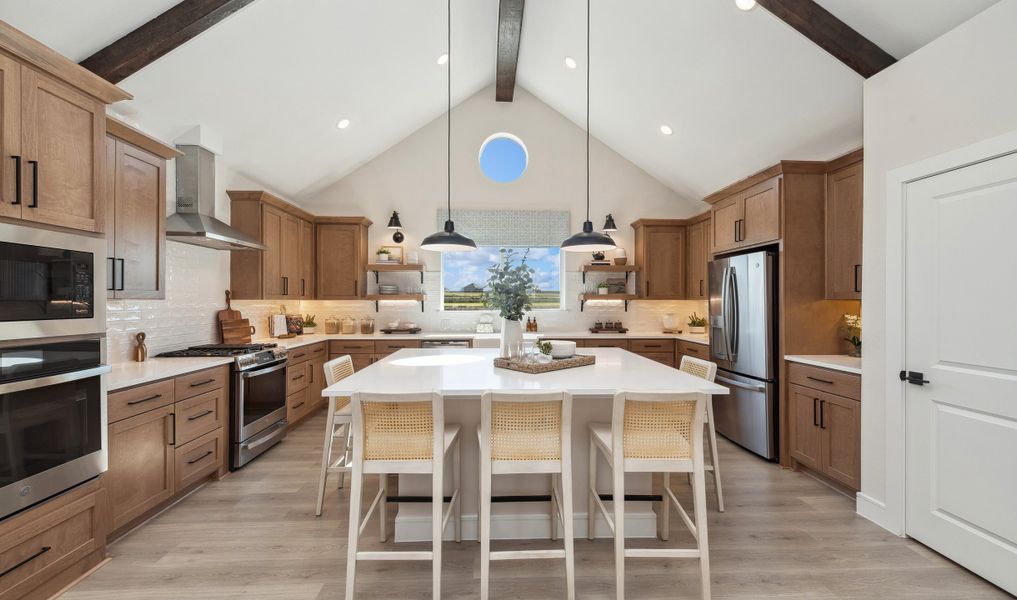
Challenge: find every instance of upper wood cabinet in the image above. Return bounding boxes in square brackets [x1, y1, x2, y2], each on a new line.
[632, 220, 685, 300]
[710, 176, 781, 254]
[316, 218, 370, 300]
[105, 117, 180, 300]
[0, 52, 22, 221]
[685, 217, 710, 300]
[228, 191, 316, 301]
[825, 157, 863, 300]
[300, 219, 315, 299]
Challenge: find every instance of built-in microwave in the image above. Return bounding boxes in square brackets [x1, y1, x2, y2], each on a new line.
[0, 223, 106, 341]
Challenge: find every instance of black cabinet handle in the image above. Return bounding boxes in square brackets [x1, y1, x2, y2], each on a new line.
[283, 276, 289, 295]
[854, 264, 861, 293]
[189, 378, 215, 387]
[127, 393, 162, 406]
[292, 374, 305, 380]
[292, 401, 305, 409]
[806, 375, 834, 385]
[187, 450, 214, 465]
[107, 257, 116, 291]
[116, 258, 125, 291]
[1, 546, 51, 578]
[27, 160, 38, 208]
[301, 278, 305, 296]
[819, 400, 826, 429]
[699, 279, 703, 297]
[11, 155, 21, 204]
[812, 397, 819, 427]
[187, 410, 214, 421]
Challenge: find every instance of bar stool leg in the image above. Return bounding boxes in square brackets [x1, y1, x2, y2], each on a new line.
[432, 458, 444, 599]
[561, 449, 576, 599]
[660, 473, 670, 541]
[453, 436, 462, 543]
[480, 437, 492, 600]
[379, 474, 388, 542]
[693, 461, 711, 600]
[613, 463, 625, 600]
[339, 422, 351, 489]
[345, 456, 363, 600]
[706, 398, 724, 512]
[587, 437, 597, 540]
[316, 399, 337, 516]
[550, 472, 559, 541]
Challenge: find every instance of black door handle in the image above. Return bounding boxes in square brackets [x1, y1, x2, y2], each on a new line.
[283, 276, 289, 295]
[107, 257, 116, 291]
[116, 258, 125, 291]
[0, 546, 51, 578]
[899, 370, 930, 386]
[301, 278, 305, 296]
[11, 155, 21, 204]
[819, 400, 826, 429]
[27, 160, 38, 208]
[812, 397, 819, 427]
[854, 264, 861, 293]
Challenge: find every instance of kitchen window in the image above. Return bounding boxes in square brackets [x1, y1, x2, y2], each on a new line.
[437, 209, 568, 312]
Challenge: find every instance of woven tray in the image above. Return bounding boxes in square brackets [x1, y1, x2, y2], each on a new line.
[493, 353, 595, 374]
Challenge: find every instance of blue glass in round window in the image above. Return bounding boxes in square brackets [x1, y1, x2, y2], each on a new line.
[479, 133, 528, 183]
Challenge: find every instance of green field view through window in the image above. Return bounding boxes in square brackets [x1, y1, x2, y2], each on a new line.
[442, 246, 561, 311]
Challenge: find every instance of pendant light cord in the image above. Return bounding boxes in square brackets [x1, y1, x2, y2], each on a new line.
[585, 0, 591, 223]
[447, 0, 452, 220]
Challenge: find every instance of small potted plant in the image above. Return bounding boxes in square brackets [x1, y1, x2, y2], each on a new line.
[688, 312, 708, 334]
[842, 314, 862, 357]
[597, 281, 610, 295]
[375, 247, 392, 263]
[301, 314, 318, 335]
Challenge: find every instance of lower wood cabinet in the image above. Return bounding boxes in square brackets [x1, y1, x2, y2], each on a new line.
[788, 367, 861, 491]
[106, 404, 175, 531]
[328, 339, 423, 373]
[105, 366, 228, 536]
[285, 342, 327, 427]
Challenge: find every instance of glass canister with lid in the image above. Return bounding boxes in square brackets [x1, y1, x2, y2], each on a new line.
[341, 315, 356, 335]
[324, 316, 340, 334]
[361, 317, 375, 334]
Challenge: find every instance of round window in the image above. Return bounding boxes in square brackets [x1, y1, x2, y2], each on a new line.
[479, 133, 528, 183]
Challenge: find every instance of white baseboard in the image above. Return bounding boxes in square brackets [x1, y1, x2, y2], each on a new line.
[856, 492, 904, 536]
[394, 511, 658, 543]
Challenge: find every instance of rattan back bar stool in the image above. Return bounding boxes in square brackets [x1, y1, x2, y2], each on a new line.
[588, 390, 711, 600]
[677, 355, 723, 513]
[315, 355, 356, 516]
[478, 390, 575, 600]
[345, 391, 462, 600]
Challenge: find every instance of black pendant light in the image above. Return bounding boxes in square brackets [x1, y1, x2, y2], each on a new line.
[602, 214, 618, 232]
[561, 0, 616, 253]
[421, 0, 476, 253]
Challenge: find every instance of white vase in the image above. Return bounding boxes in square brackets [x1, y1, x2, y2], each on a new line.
[500, 318, 523, 358]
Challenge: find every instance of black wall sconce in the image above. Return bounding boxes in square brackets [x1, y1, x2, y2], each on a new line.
[387, 211, 404, 243]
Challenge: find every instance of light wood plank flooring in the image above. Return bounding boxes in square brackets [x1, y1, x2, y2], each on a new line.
[61, 409, 1009, 599]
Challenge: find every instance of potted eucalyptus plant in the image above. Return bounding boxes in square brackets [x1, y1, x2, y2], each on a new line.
[484, 249, 537, 358]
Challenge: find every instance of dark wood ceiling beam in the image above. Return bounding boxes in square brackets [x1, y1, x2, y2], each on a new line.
[496, 0, 525, 102]
[756, 0, 896, 78]
[79, 0, 257, 84]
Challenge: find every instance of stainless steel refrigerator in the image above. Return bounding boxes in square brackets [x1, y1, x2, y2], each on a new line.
[708, 250, 777, 460]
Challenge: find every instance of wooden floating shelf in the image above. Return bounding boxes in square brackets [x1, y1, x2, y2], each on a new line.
[581, 264, 639, 284]
[579, 293, 640, 312]
[363, 293, 425, 312]
[367, 263, 425, 272]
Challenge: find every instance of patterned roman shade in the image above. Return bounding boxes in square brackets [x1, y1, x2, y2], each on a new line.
[437, 209, 570, 247]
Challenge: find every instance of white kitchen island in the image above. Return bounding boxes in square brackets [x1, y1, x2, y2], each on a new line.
[321, 347, 728, 542]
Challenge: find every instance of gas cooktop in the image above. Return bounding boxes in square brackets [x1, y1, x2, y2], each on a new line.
[157, 343, 278, 358]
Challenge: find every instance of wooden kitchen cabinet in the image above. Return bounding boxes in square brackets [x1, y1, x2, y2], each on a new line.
[825, 158, 863, 300]
[788, 363, 861, 491]
[0, 52, 22, 221]
[316, 218, 371, 300]
[710, 176, 781, 253]
[300, 219, 315, 299]
[685, 217, 710, 299]
[105, 117, 179, 300]
[632, 220, 685, 299]
[106, 404, 175, 531]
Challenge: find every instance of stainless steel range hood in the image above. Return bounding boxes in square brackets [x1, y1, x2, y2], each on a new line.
[166, 145, 266, 251]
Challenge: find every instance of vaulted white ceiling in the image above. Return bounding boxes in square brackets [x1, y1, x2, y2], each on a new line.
[0, 0, 1000, 203]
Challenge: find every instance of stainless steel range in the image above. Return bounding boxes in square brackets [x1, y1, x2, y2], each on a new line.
[157, 344, 288, 469]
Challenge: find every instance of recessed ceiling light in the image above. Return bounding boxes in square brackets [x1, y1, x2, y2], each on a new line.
[437, 53, 449, 65]
[659, 125, 673, 136]
[735, 0, 757, 10]
[564, 56, 577, 69]
[336, 119, 350, 130]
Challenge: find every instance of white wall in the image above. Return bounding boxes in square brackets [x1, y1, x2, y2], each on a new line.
[298, 84, 708, 334]
[859, 0, 1017, 533]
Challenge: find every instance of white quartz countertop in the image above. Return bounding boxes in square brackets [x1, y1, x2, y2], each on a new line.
[323, 347, 728, 397]
[107, 356, 234, 391]
[784, 355, 861, 375]
[261, 331, 710, 349]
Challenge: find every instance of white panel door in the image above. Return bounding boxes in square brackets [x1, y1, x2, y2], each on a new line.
[904, 151, 1017, 595]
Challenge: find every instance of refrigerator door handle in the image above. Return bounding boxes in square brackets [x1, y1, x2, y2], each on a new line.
[726, 266, 739, 360]
[716, 374, 767, 393]
[718, 266, 731, 361]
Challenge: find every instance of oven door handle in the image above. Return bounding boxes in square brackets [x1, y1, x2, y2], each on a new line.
[0, 365, 112, 395]
[240, 361, 288, 379]
[242, 421, 288, 450]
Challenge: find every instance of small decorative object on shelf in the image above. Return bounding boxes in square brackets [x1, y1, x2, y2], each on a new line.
[606, 278, 626, 294]
[842, 313, 862, 357]
[614, 248, 627, 265]
[476, 314, 495, 333]
[134, 332, 148, 362]
[590, 321, 627, 333]
[687, 312, 708, 334]
[375, 245, 404, 264]
[597, 281, 609, 295]
[485, 249, 537, 358]
[301, 314, 317, 334]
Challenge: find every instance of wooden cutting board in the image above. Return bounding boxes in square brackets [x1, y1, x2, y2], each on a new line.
[216, 290, 240, 324]
[220, 319, 255, 345]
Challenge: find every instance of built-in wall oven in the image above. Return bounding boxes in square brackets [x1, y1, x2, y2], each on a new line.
[0, 337, 110, 520]
[0, 223, 106, 341]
